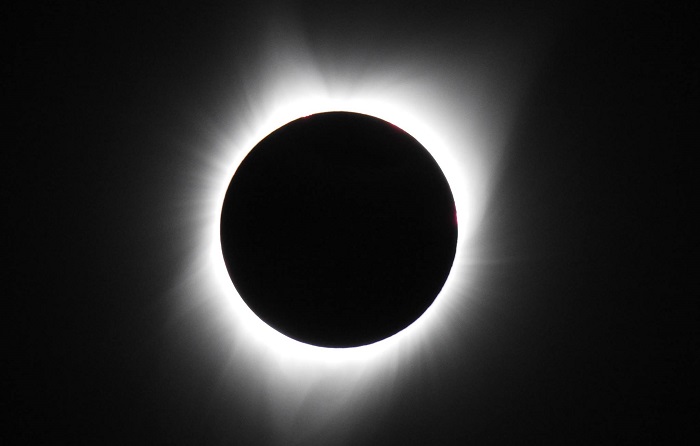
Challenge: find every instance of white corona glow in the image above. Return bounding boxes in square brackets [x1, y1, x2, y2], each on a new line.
[194, 53, 488, 388]
[209, 99, 475, 359]
[163, 10, 544, 444]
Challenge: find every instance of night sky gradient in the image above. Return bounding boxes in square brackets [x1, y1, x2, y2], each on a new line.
[8, 1, 694, 444]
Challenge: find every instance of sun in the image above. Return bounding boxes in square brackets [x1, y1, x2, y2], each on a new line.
[156, 15, 523, 444]
[179, 45, 505, 370]
[158, 8, 547, 442]
[169, 51, 503, 398]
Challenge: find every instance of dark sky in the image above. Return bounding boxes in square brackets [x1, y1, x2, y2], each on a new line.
[9, 2, 694, 444]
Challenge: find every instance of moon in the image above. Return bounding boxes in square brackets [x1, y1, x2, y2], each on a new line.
[220, 111, 458, 347]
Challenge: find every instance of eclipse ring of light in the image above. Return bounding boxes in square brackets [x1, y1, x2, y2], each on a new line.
[191, 48, 498, 372]
[207, 96, 477, 364]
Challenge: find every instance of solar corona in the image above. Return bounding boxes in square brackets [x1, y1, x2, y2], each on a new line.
[170, 15, 521, 441]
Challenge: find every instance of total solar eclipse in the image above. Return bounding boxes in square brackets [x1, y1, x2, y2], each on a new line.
[220, 112, 457, 347]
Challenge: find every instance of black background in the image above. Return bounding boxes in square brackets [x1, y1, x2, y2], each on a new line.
[9, 1, 694, 443]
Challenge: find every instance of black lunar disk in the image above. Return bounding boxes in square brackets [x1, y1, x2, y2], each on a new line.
[221, 112, 457, 347]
